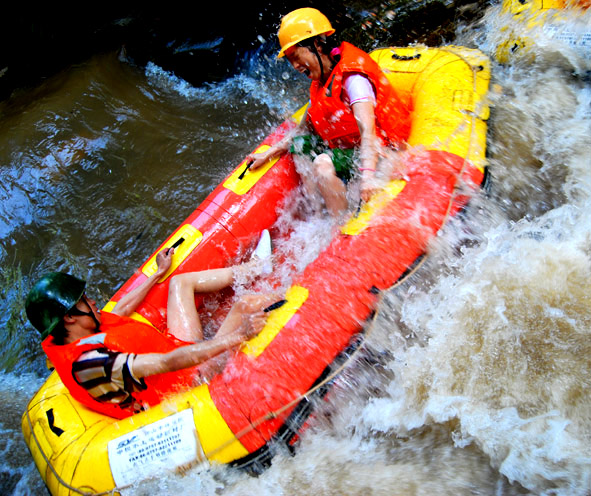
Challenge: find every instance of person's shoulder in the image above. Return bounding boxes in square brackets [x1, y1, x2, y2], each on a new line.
[339, 43, 373, 72]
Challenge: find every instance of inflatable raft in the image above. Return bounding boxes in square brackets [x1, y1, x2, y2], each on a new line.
[22, 45, 490, 495]
[495, 0, 590, 64]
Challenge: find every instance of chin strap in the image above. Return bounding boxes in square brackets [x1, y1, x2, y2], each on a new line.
[303, 38, 334, 85]
[310, 44, 326, 83]
[68, 296, 101, 332]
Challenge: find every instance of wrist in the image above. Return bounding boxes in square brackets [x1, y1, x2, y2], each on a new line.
[276, 141, 289, 154]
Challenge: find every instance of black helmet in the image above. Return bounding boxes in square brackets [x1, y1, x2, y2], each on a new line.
[25, 272, 86, 339]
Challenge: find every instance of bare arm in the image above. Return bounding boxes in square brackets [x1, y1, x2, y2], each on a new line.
[247, 104, 310, 170]
[131, 311, 266, 378]
[352, 100, 381, 203]
[247, 138, 290, 170]
[111, 249, 174, 317]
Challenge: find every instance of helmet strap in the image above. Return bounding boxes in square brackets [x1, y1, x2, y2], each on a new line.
[312, 45, 325, 83]
[67, 296, 101, 332]
[298, 37, 331, 84]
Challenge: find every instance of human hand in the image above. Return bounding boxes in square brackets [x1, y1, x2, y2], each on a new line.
[239, 310, 268, 340]
[379, 148, 408, 181]
[360, 170, 379, 203]
[245, 149, 273, 171]
[155, 248, 174, 277]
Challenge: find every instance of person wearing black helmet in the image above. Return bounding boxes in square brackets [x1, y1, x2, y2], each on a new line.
[25, 232, 276, 419]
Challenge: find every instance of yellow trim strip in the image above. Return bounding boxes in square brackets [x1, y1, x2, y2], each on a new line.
[102, 301, 116, 313]
[341, 179, 407, 236]
[141, 224, 203, 282]
[191, 385, 250, 463]
[223, 145, 280, 195]
[242, 285, 309, 357]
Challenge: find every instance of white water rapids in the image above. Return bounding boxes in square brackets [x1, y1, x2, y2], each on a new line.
[1, 3, 590, 495]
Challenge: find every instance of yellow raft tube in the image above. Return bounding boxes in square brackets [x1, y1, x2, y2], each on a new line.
[370, 45, 489, 172]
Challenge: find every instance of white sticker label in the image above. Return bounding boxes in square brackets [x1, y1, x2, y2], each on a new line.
[108, 409, 200, 488]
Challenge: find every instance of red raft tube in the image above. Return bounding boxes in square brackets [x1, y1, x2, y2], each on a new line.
[22, 45, 490, 495]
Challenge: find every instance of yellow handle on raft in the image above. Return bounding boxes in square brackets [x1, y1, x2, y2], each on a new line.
[142, 224, 203, 282]
[341, 179, 407, 236]
[242, 285, 310, 357]
[223, 145, 280, 195]
[223, 103, 307, 196]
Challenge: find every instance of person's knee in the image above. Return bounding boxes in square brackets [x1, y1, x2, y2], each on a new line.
[313, 154, 337, 181]
[168, 273, 187, 298]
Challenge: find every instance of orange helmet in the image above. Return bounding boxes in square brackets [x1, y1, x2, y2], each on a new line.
[277, 8, 335, 59]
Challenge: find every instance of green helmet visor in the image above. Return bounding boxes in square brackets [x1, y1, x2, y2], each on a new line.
[26, 272, 86, 339]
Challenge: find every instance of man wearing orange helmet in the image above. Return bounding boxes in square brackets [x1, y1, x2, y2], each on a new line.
[247, 8, 410, 216]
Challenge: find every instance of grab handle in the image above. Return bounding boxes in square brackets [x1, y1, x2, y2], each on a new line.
[238, 160, 254, 180]
[391, 53, 421, 61]
[264, 300, 287, 313]
[46, 409, 64, 437]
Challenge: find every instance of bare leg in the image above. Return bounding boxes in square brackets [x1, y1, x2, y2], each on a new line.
[191, 293, 279, 383]
[166, 268, 234, 342]
[313, 153, 348, 216]
[215, 293, 278, 337]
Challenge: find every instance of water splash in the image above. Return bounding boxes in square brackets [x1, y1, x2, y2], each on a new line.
[4, 3, 591, 495]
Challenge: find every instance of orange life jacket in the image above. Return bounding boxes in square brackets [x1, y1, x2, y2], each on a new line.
[306, 42, 411, 149]
[42, 312, 198, 419]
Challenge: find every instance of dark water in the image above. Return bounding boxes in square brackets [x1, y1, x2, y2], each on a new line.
[2, 3, 591, 495]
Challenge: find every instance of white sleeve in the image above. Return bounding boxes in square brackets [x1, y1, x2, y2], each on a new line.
[343, 74, 376, 106]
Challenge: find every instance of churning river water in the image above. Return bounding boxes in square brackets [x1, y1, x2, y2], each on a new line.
[1, 3, 590, 495]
